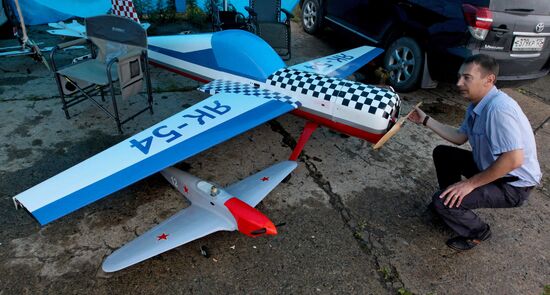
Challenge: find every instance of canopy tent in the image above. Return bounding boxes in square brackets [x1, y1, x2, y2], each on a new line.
[6, 0, 298, 26]
[6, 0, 110, 25]
[6, 0, 177, 25]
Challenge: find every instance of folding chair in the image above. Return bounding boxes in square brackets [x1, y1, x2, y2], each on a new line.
[211, 0, 250, 32]
[50, 15, 153, 133]
[245, 0, 293, 60]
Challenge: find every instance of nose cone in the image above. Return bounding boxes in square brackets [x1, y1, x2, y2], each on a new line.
[224, 197, 278, 237]
[265, 221, 277, 236]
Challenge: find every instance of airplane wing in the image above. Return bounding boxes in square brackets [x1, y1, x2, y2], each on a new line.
[47, 29, 86, 38]
[47, 20, 87, 38]
[13, 87, 301, 225]
[102, 204, 235, 272]
[0, 47, 54, 57]
[225, 161, 297, 207]
[288, 46, 384, 78]
[47, 20, 150, 38]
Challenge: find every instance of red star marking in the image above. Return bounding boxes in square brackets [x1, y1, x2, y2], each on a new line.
[184, 185, 189, 193]
[261, 177, 269, 182]
[157, 233, 169, 240]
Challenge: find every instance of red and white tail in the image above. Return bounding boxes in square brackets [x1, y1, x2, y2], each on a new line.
[111, 0, 141, 23]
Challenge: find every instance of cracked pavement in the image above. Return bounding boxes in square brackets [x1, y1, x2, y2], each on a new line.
[0, 22, 549, 294]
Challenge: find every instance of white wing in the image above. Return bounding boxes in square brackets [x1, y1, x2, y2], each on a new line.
[225, 161, 297, 207]
[13, 91, 300, 225]
[102, 204, 235, 272]
[289, 46, 384, 78]
[47, 20, 86, 38]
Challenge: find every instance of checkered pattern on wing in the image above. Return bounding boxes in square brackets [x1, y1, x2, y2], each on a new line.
[337, 82, 399, 119]
[111, 0, 140, 23]
[198, 80, 301, 108]
[267, 69, 339, 101]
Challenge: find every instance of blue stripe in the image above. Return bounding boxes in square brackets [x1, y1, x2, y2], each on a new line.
[32, 100, 295, 225]
[148, 43, 267, 82]
[328, 47, 384, 78]
[148, 45, 219, 70]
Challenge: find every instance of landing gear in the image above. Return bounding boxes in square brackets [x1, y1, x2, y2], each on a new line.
[200, 245, 210, 258]
[288, 121, 318, 161]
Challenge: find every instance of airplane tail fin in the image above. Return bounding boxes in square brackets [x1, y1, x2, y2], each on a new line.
[111, 0, 141, 23]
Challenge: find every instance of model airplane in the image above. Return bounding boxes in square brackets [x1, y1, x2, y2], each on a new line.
[103, 161, 297, 272]
[13, 0, 404, 272]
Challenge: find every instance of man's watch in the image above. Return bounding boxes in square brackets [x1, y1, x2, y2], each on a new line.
[423, 115, 430, 126]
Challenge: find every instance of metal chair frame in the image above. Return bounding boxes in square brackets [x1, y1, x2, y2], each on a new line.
[245, 0, 293, 60]
[50, 16, 153, 133]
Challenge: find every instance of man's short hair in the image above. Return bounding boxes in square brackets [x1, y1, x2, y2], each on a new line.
[463, 54, 500, 78]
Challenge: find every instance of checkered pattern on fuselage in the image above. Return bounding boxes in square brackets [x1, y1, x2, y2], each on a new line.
[198, 80, 301, 108]
[111, 0, 140, 23]
[267, 69, 339, 101]
[267, 68, 399, 119]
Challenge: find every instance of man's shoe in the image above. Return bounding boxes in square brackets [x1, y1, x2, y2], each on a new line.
[446, 226, 492, 251]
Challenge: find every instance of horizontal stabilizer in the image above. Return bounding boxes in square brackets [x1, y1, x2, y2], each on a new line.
[289, 46, 384, 78]
[13, 91, 299, 225]
[226, 161, 297, 207]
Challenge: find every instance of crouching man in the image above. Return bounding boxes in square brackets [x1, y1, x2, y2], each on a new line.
[409, 54, 541, 251]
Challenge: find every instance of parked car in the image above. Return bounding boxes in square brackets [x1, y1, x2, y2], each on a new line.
[301, 0, 550, 92]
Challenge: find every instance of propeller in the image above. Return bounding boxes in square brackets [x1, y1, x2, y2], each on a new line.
[250, 222, 286, 236]
[373, 102, 422, 150]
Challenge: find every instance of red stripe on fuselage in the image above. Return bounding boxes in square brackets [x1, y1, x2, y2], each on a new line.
[224, 197, 277, 237]
[291, 109, 384, 144]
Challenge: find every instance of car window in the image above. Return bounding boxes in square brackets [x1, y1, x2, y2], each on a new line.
[489, 0, 550, 15]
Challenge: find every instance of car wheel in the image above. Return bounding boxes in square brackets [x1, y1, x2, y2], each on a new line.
[383, 37, 424, 92]
[302, 0, 322, 34]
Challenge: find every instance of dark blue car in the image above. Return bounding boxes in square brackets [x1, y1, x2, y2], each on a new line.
[301, 0, 550, 92]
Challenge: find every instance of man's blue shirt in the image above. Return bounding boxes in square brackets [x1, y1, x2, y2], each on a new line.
[458, 86, 541, 187]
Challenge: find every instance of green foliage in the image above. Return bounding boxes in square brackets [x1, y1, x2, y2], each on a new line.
[379, 266, 392, 281]
[133, 0, 177, 23]
[185, 0, 208, 26]
[542, 285, 550, 295]
[397, 288, 413, 295]
[204, 0, 221, 19]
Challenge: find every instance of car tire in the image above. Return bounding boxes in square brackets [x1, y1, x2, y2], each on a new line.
[383, 37, 424, 92]
[302, 0, 322, 34]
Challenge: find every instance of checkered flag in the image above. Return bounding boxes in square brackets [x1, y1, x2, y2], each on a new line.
[111, 0, 140, 23]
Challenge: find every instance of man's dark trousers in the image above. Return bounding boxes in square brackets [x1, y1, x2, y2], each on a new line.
[431, 145, 532, 238]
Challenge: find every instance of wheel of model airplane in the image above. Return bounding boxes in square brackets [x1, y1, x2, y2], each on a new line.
[383, 36, 424, 93]
[301, 0, 323, 34]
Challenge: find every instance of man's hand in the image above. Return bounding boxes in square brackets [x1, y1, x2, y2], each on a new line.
[440, 179, 476, 208]
[408, 106, 427, 125]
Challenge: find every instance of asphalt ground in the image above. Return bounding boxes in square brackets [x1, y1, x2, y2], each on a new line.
[0, 22, 548, 294]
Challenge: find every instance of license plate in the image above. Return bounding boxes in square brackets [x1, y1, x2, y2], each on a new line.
[512, 36, 545, 51]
